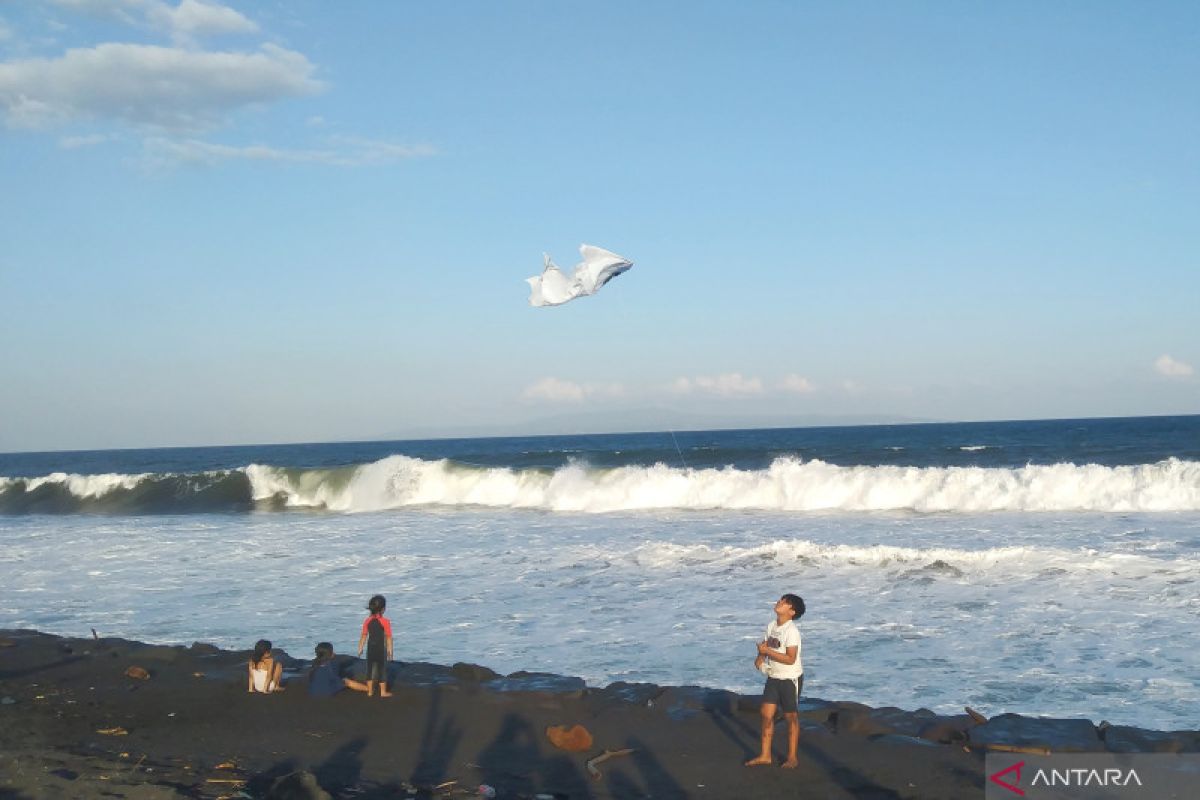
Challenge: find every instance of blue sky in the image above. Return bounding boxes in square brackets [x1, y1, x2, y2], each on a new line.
[1, 1, 1197, 451]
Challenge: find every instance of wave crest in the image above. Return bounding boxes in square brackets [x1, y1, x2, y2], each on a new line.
[3, 456, 1198, 514]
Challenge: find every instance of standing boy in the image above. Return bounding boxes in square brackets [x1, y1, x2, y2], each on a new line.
[745, 593, 805, 768]
[357, 594, 394, 698]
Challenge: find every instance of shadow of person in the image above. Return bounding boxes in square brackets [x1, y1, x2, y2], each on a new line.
[604, 735, 688, 800]
[313, 736, 367, 792]
[410, 687, 462, 786]
[475, 713, 594, 800]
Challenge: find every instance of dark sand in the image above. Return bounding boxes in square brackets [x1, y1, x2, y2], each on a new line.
[2, 630, 1195, 799]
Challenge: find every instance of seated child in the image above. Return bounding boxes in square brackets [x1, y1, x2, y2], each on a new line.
[247, 639, 284, 693]
[308, 642, 370, 697]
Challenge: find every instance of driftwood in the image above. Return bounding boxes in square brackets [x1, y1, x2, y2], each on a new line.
[971, 742, 1051, 756]
[585, 748, 635, 781]
[964, 706, 988, 725]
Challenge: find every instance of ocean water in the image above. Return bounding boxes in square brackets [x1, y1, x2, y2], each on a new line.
[2, 416, 1198, 730]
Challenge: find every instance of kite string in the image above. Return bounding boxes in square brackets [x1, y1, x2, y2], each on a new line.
[668, 429, 689, 470]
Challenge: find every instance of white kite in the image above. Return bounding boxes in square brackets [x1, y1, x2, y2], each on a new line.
[526, 244, 633, 307]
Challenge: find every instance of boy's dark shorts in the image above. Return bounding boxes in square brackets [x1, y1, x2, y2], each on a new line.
[366, 658, 387, 684]
[762, 676, 803, 713]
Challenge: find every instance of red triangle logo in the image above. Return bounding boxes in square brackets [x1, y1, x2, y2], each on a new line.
[989, 760, 1025, 796]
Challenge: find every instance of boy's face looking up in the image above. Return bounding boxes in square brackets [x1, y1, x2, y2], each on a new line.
[774, 596, 796, 620]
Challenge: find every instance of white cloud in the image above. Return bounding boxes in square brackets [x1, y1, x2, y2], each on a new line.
[157, 0, 258, 43]
[1155, 354, 1194, 378]
[0, 42, 321, 131]
[522, 378, 624, 403]
[58, 132, 115, 148]
[780, 374, 815, 394]
[672, 372, 764, 397]
[0, 19, 12, 42]
[48, 0, 256, 44]
[523, 378, 586, 403]
[142, 135, 434, 168]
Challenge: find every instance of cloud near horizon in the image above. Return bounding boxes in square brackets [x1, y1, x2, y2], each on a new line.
[522, 378, 626, 403]
[780, 374, 816, 394]
[672, 373, 764, 397]
[1154, 354, 1194, 378]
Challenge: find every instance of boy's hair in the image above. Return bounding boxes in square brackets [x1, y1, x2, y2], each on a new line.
[314, 642, 334, 661]
[367, 594, 387, 615]
[782, 594, 806, 620]
[252, 639, 272, 666]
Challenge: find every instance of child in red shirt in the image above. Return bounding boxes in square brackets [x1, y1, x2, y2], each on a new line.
[356, 594, 393, 698]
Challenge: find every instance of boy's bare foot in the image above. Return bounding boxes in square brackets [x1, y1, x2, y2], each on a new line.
[379, 690, 393, 697]
[744, 756, 773, 767]
[782, 758, 799, 769]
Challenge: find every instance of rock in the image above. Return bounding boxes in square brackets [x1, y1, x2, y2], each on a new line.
[835, 706, 937, 737]
[546, 724, 594, 752]
[189, 642, 221, 655]
[485, 673, 586, 699]
[967, 713, 1105, 752]
[918, 714, 975, 744]
[1102, 725, 1200, 753]
[266, 770, 331, 800]
[125, 666, 151, 681]
[656, 686, 739, 720]
[593, 681, 662, 708]
[451, 662, 500, 682]
[131, 645, 183, 664]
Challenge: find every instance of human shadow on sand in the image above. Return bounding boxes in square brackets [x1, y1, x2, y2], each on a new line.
[410, 686, 463, 786]
[708, 705, 905, 799]
[475, 713, 595, 800]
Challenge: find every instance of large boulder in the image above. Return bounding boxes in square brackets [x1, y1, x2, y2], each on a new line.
[656, 686, 739, 720]
[1102, 725, 1200, 753]
[968, 714, 1105, 752]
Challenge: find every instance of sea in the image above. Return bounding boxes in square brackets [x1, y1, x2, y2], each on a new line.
[2, 415, 1198, 730]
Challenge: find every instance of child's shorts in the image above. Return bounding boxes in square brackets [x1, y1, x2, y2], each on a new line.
[762, 675, 803, 712]
[366, 658, 387, 684]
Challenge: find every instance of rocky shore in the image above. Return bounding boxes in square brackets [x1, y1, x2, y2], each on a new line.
[1, 630, 1196, 799]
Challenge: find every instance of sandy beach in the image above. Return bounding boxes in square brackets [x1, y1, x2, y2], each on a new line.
[3, 630, 1196, 800]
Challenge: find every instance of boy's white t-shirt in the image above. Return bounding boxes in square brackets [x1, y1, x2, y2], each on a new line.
[763, 618, 803, 680]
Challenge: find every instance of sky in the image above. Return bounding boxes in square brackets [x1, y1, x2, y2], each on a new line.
[1, 1, 1197, 452]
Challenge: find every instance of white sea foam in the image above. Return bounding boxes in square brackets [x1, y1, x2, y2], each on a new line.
[21, 471, 149, 497]
[245, 456, 1200, 513]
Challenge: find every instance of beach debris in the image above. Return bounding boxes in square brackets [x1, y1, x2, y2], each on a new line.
[92, 627, 99, 640]
[526, 244, 633, 307]
[585, 748, 635, 781]
[477, 785, 496, 799]
[96, 727, 129, 736]
[193, 671, 206, 678]
[266, 769, 330, 800]
[974, 742, 1052, 756]
[124, 666, 150, 680]
[0, 638, 16, 648]
[0, 697, 14, 705]
[215, 761, 239, 770]
[546, 724, 593, 752]
[965, 706, 988, 725]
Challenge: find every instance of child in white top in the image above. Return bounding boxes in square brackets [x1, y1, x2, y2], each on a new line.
[745, 593, 805, 769]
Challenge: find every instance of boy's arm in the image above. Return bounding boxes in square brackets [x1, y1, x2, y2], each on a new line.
[247, 661, 254, 692]
[387, 635, 393, 661]
[357, 631, 367, 656]
[755, 641, 799, 665]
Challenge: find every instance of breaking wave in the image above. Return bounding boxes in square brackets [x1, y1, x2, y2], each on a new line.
[2, 456, 1199, 514]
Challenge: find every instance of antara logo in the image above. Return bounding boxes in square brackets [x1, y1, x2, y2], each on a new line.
[989, 760, 1144, 795]
[1032, 768, 1142, 788]
[990, 761, 1025, 796]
